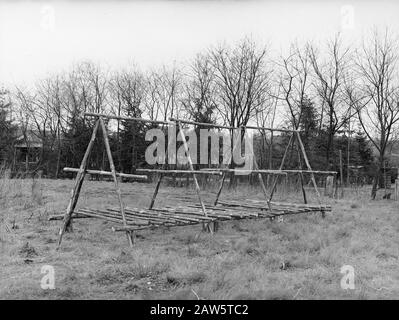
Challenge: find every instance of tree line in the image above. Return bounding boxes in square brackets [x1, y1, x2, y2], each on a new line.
[0, 30, 398, 197]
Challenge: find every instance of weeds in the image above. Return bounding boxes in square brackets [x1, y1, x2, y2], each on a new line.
[1, 179, 399, 299]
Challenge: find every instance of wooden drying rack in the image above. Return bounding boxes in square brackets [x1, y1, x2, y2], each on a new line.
[55, 112, 336, 248]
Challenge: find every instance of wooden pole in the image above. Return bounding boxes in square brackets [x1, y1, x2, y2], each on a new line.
[136, 168, 222, 175]
[149, 173, 163, 209]
[57, 119, 100, 248]
[244, 128, 269, 203]
[63, 167, 148, 180]
[214, 174, 227, 206]
[295, 131, 324, 216]
[85, 112, 169, 126]
[148, 125, 173, 209]
[296, 143, 307, 204]
[268, 134, 294, 202]
[170, 117, 301, 133]
[86, 112, 302, 133]
[99, 117, 134, 247]
[176, 121, 213, 233]
[202, 168, 336, 175]
[347, 125, 351, 187]
[339, 149, 344, 198]
[214, 127, 242, 206]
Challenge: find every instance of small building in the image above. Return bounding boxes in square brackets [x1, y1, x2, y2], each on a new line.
[13, 130, 43, 172]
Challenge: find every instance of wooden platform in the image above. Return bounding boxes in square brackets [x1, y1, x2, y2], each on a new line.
[50, 199, 331, 233]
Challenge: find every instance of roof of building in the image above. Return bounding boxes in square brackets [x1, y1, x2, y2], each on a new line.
[15, 130, 43, 148]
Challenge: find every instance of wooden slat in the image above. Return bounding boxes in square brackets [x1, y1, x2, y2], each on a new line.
[93, 208, 167, 226]
[49, 213, 93, 221]
[162, 206, 234, 220]
[149, 208, 213, 222]
[119, 208, 196, 224]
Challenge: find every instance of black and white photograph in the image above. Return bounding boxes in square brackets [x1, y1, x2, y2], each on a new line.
[0, 0, 398, 305]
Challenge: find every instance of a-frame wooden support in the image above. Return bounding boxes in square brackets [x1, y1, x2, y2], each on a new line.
[148, 120, 216, 233]
[213, 129, 325, 217]
[295, 131, 324, 216]
[57, 117, 134, 249]
[214, 127, 269, 206]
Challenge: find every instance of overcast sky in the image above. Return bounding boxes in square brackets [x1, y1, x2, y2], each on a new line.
[1, 0, 398, 87]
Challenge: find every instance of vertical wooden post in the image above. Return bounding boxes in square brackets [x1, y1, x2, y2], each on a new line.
[296, 142, 307, 204]
[295, 131, 324, 216]
[57, 119, 100, 248]
[214, 174, 227, 206]
[12, 147, 17, 172]
[244, 128, 269, 202]
[214, 127, 242, 206]
[149, 124, 173, 209]
[99, 117, 134, 247]
[347, 127, 351, 187]
[268, 133, 294, 202]
[149, 173, 163, 209]
[339, 149, 344, 199]
[325, 175, 335, 198]
[177, 121, 213, 233]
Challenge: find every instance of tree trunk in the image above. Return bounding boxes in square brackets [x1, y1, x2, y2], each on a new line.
[371, 155, 384, 200]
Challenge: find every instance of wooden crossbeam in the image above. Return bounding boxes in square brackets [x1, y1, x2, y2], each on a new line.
[85, 112, 301, 133]
[169, 117, 301, 133]
[63, 167, 148, 180]
[200, 168, 337, 175]
[135, 169, 222, 175]
[85, 112, 169, 126]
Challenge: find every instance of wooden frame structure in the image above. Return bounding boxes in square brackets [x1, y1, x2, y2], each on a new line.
[55, 112, 335, 248]
[168, 118, 335, 217]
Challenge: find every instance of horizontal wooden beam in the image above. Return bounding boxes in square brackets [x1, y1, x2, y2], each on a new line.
[217, 200, 331, 212]
[200, 168, 337, 175]
[111, 223, 197, 232]
[169, 117, 301, 133]
[84, 112, 300, 133]
[135, 168, 222, 175]
[84, 112, 169, 126]
[63, 167, 148, 180]
[48, 213, 92, 221]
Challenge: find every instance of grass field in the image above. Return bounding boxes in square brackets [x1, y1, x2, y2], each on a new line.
[1, 177, 398, 300]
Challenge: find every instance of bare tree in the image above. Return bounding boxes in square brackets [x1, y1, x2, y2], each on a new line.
[14, 75, 66, 175]
[181, 53, 217, 122]
[36, 76, 65, 177]
[143, 65, 182, 121]
[348, 30, 399, 199]
[209, 38, 270, 128]
[308, 34, 351, 164]
[255, 85, 279, 171]
[276, 43, 313, 130]
[109, 67, 146, 171]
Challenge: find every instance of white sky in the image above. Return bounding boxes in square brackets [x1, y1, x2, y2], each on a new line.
[0, 0, 398, 87]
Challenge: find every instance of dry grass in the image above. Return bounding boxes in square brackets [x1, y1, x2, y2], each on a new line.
[1, 176, 398, 300]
